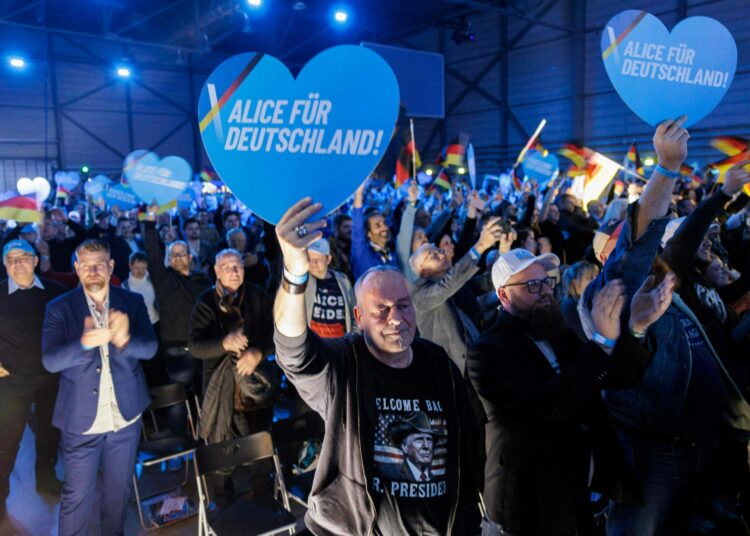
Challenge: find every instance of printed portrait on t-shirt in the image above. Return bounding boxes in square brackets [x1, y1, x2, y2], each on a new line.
[372, 402, 448, 499]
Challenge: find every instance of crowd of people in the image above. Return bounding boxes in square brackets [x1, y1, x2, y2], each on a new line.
[1, 117, 749, 536]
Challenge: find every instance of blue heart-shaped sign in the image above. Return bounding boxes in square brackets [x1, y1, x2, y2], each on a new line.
[124, 151, 192, 206]
[103, 183, 139, 211]
[522, 150, 559, 187]
[601, 11, 736, 127]
[198, 45, 400, 224]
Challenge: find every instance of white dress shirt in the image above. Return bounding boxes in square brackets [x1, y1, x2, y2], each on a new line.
[83, 292, 139, 435]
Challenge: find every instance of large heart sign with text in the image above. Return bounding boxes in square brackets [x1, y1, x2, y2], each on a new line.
[123, 151, 192, 206]
[198, 45, 400, 223]
[522, 150, 559, 187]
[601, 11, 736, 127]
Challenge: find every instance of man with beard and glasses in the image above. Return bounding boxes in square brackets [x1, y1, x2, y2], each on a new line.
[273, 198, 480, 535]
[42, 239, 157, 536]
[467, 247, 674, 536]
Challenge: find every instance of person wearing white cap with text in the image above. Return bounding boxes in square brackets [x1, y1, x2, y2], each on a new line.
[467, 247, 674, 535]
[305, 237, 357, 338]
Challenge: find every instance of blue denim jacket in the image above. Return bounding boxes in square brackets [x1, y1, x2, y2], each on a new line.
[580, 204, 750, 437]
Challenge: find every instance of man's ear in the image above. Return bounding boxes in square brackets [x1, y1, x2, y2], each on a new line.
[353, 306, 362, 327]
[496, 287, 508, 306]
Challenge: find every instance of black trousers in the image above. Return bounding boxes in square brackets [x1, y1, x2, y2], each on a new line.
[0, 374, 60, 502]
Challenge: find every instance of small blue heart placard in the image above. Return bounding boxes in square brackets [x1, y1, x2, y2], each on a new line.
[103, 183, 139, 211]
[601, 10, 736, 127]
[123, 151, 192, 206]
[85, 174, 111, 202]
[198, 45, 400, 224]
[54, 171, 80, 191]
[522, 150, 559, 187]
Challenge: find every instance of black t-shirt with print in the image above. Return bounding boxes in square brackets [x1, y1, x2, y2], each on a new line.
[362, 344, 452, 536]
[309, 275, 347, 338]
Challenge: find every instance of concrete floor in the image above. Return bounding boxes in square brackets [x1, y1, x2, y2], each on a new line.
[2, 424, 307, 536]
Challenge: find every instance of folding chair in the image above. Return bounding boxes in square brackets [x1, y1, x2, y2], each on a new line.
[132, 383, 202, 530]
[270, 411, 324, 508]
[194, 431, 297, 536]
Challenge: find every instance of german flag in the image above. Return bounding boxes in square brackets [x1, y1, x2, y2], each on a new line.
[0, 195, 40, 223]
[426, 170, 452, 193]
[680, 164, 703, 188]
[395, 133, 421, 187]
[56, 185, 73, 199]
[533, 138, 549, 157]
[511, 166, 523, 191]
[199, 166, 218, 182]
[137, 200, 177, 221]
[709, 150, 750, 183]
[437, 135, 468, 167]
[711, 136, 749, 157]
[559, 143, 596, 177]
[625, 143, 644, 176]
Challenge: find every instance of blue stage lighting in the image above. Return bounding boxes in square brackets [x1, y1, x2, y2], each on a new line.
[116, 66, 131, 78]
[247, 0, 261, 6]
[9, 57, 25, 69]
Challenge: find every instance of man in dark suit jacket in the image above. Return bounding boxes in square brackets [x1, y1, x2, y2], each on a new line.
[42, 239, 157, 536]
[468, 248, 673, 535]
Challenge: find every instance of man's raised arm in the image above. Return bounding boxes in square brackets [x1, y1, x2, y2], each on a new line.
[273, 198, 326, 337]
[634, 116, 689, 240]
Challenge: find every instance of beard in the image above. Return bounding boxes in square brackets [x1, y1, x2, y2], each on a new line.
[527, 296, 567, 343]
[82, 277, 106, 293]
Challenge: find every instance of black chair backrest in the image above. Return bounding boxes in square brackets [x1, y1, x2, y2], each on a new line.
[147, 383, 188, 411]
[271, 412, 324, 446]
[195, 432, 275, 477]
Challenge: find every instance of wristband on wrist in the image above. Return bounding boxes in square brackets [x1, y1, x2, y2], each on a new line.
[654, 164, 681, 179]
[283, 268, 309, 285]
[591, 331, 616, 349]
[469, 247, 481, 262]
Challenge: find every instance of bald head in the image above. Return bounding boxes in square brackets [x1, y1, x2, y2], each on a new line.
[353, 266, 416, 359]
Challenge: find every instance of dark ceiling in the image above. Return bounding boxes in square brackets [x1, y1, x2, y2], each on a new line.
[0, 0, 510, 66]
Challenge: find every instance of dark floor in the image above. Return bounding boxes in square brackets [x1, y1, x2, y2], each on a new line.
[2, 424, 308, 536]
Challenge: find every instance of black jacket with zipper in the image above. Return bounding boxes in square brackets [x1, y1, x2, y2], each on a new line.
[274, 328, 481, 535]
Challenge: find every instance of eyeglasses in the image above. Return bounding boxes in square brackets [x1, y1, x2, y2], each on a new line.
[502, 276, 557, 294]
[418, 247, 445, 271]
[216, 264, 242, 274]
[4, 254, 34, 266]
[170, 251, 190, 259]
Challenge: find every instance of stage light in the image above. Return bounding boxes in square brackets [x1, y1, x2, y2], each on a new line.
[334, 10, 348, 23]
[247, 0, 261, 6]
[116, 66, 131, 78]
[81, 165, 90, 174]
[9, 57, 25, 69]
[425, 169, 434, 176]
[643, 157, 655, 167]
[457, 167, 466, 175]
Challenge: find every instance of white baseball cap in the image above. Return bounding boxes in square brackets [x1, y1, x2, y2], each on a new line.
[308, 238, 330, 256]
[491, 248, 560, 289]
